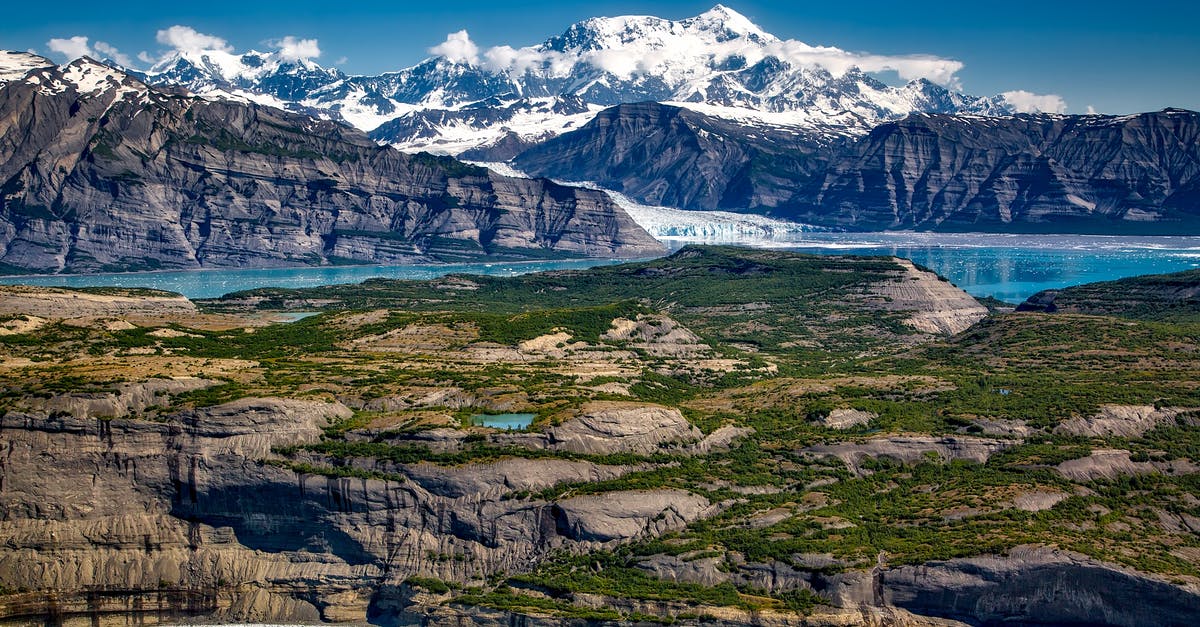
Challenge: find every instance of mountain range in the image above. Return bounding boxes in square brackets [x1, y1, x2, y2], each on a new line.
[2, 5, 1198, 275]
[132, 5, 1020, 155]
[117, 5, 1200, 233]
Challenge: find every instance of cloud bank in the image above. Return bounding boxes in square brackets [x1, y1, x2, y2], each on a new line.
[425, 22, 967, 89]
[271, 36, 321, 62]
[1002, 90, 1068, 114]
[155, 26, 232, 54]
[46, 36, 133, 66]
[37, 26, 324, 67]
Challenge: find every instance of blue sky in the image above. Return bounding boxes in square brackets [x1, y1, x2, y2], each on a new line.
[3, 0, 1197, 114]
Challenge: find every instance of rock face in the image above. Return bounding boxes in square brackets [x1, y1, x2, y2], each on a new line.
[1055, 405, 1188, 438]
[554, 490, 711, 542]
[817, 408, 876, 430]
[796, 109, 1200, 232]
[545, 402, 703, 455]
[0, 285, 197, 318]
[0, 52, 662, 274]
[0, 393, 724, 624]
[879, 546, 1200, 626]
[868, 259, 988, 335]
[512, 102, 830, 212]
[510, 102, 1200, 234]
[803, 436, 1013, 475]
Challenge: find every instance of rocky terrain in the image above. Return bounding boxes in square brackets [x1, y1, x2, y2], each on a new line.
[0, 51, 662, 274]
[510, 102, 1200, 233]
[1, 248, 1199, 626]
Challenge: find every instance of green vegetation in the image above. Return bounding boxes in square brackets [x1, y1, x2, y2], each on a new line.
[4, 246, 1200, 621]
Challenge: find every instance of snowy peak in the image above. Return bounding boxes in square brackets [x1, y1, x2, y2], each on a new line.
[683, 5, 773, 41]
[12, 55, 147, 101]
[61, 57, 138, 94]
[0, 50, 55, 82]
[121, 5, 1055, 155]
[144, 48, 344, 103]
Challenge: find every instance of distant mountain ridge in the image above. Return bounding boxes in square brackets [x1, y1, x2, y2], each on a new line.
[132, 5, 1024, 155]
[512, 102, 1200, 232]
[0, 51, 662, 274]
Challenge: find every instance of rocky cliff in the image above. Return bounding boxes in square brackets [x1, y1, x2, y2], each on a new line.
[511, 102, 832, 213]
[0, 52, 662, 274]
[510, 102, 1200, 233]
[801, 109, 1200, 231]
[0, 398, 715, 625]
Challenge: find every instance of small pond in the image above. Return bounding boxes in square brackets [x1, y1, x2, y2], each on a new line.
[271, 312, 320, 323]
[470, 413, 535, 430]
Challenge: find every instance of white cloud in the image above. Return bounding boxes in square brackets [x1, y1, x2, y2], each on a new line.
[138, 51, 156, 64]
[272, 35, 321, 62]
[429, 30, 479, 65]
[431, 20, 968, 87]
[93, 41, 132, 66]
[1001, 90, 1068, 114]
[156, 25, 231, 54]
[46, 36, 92, 60]
[763, 40, 964, 87]
[46, 36, 133, 66]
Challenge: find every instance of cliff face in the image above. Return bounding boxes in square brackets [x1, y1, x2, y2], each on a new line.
[512, 102, 831, 213]
[0, 52, 662, 274]
[0, 399, 712, 624]
[802, 109, 1200, 231]
[509, 102, 1200, 233]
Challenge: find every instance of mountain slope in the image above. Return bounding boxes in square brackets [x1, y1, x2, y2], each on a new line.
[798, 109, 1200, 231]
[512, 102, 833, 212]
[0, 52, 662, 273]
[510, 101, 1200, 232]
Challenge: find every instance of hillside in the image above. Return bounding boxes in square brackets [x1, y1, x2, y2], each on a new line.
[1018, 268, 1200, 319]
[510, 102, 1200, 232]
[0, 52, 662, 274]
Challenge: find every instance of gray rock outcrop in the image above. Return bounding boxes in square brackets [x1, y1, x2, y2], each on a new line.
[878, 546, 1200, 626]
[803, 436, 1013, 474]
[544, 401, 703, 455]
[553, 490, 711, 542]
[0, 391, 723, 624]
[816, 408, 877, 430]
[1055, 405, 1187, 438]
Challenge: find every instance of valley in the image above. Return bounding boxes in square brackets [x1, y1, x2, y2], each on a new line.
[1, 247, 1198, 625]
[1, 3, 1198, 626]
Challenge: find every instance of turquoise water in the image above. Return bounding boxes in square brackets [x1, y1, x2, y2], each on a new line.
[470, 413, 535, 430]
[0, 258, 635, 300]
[3, 234, 1200, 303]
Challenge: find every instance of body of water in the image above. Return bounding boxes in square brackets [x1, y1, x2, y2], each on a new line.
[3, 233, 1199, 303]
[470, 413, 536, 430]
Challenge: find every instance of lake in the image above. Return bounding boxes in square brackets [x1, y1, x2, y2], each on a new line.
[470, 413, 536, 430]
[3, 233, 1199, 303]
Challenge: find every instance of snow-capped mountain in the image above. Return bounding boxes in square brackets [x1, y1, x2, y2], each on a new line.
[135, 5, 1027, 155]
